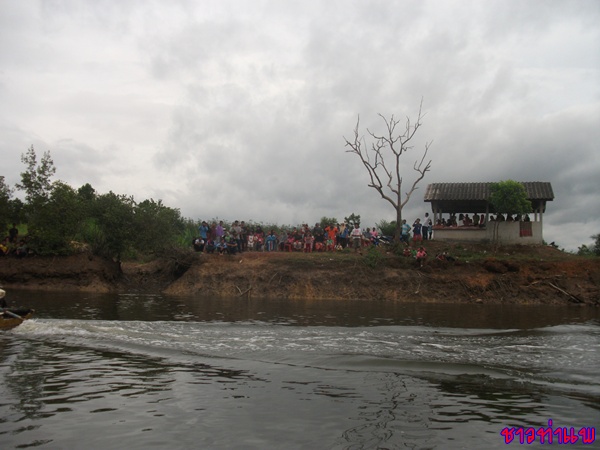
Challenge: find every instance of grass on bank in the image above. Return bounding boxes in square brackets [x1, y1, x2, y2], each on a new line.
[218, 240, 577, 273]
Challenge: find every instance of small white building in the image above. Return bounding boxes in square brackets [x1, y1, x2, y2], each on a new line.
[423, 182, 554, 245]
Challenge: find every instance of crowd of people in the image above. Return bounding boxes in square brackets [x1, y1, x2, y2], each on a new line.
[432, 212, 530, 228]
[190, 215, 471, 273]
[192, 220, 383, 255]
[392, 210, 534, 266]
[191, 216, 459, 266]
[399, 213, 434, 243]
[0, 224, 28, 258]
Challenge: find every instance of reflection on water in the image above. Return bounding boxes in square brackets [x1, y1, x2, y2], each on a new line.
[8, 290, 600, 328]
[1, 291, 599, 449]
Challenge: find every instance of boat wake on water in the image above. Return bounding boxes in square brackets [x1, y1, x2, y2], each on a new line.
[13, 318, 600, 396]
[3, 311, 599, 449]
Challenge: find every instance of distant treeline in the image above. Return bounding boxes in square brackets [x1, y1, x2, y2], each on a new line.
[1, 146, 187, 260]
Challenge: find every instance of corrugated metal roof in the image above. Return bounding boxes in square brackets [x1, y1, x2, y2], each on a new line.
[424, 182, 554, 202]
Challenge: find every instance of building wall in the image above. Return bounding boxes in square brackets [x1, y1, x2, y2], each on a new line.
[432, 222, 543, 245]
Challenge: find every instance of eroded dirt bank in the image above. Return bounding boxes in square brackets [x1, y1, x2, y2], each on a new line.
[1, 243, 599, 305]
[0, 252, 121, 293]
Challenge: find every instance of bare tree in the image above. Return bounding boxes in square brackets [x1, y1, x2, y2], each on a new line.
[344, 101, 432, 242]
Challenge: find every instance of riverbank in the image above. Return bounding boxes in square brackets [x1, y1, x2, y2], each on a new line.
[1, 242, 598, 305]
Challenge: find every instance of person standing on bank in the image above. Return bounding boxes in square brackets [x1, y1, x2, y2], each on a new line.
[422, 213, 430, 241]
[401, 219, 411, 243]
[412, 218, 423, 242]
[350, 223, 363, 253]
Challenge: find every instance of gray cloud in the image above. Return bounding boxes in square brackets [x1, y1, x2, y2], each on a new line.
[0, 0, 598, 251]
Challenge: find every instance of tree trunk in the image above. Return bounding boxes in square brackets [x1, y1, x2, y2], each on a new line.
[395, 206, 402, 242]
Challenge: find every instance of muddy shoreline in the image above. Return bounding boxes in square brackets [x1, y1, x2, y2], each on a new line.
[1, 243, 599, 305]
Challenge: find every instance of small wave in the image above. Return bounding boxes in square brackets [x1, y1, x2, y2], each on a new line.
[10, 319, 599, 389]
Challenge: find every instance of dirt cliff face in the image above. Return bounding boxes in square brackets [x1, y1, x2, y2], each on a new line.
[0, 252, 121, 293]
[1, 243, 599, 305]
[160, 249, 600, 305]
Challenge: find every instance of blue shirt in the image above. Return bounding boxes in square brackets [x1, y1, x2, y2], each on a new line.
[199, 225, 209, 239]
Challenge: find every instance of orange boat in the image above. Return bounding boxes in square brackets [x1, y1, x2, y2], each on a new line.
[0, 309, 35, 330]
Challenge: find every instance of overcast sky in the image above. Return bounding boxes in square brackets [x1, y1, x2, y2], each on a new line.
[1, 0, 598, 250]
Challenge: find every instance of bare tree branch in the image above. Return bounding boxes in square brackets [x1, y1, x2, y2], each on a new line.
[344, 100, 432, 241]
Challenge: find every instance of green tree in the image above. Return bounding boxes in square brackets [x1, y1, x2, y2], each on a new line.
[8, 198, 24, 225]
[28, 181, 83, 255]
[320, 216, 338, 228]
[87, 192, 137, 261]
[591, 233, 600, 256]
[9, 146, 197, 258]
[577, 244, 592, 256]
[0, 176, 13, 231]
[76, 183, 97, 222]
[344, 213, 361, 227]
[488, 180, 532, 247]
[77, 183, 96, 203]
[489, 180, 532, 216]
[16, 146, 56, 205]
[133, 199, 185, 254]
[376, 219, 396, 237]
[345, 100, 432, 242]
[16, 146, 57, 234]
[14, 147, 91, 254]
